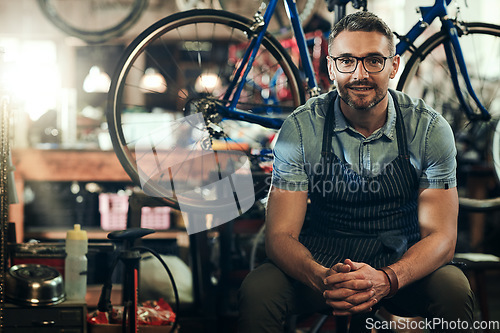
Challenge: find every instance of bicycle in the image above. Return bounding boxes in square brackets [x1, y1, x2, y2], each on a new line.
[106, 0, 500, 215]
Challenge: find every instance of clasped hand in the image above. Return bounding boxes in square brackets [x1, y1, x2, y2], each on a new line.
[322, 259, 390, 316]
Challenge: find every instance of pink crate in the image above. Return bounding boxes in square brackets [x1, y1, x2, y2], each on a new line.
[99, 193, 171, 230]
[141, 206, 171, 230]
[99, 193, 129, 230]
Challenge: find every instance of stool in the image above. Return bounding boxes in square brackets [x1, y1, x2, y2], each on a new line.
[453, 253, 500, 327]
[288, 307, 410, 333]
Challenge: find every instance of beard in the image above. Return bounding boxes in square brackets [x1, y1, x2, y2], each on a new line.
[337, 80, 386, 110]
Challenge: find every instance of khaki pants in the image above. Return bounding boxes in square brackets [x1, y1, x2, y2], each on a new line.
[238, 262, 474, 333]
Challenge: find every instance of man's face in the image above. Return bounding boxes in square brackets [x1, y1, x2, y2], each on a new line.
[327, 30, 399, 111]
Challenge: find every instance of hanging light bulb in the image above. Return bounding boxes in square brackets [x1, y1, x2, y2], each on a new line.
[83, 66, 111, 93]
[139, 68, 167, 93]
[195, 72, 221, 93]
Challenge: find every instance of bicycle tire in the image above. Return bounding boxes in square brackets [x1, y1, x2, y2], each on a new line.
[37, 0, 148, 43]
[397, 22, 500, 208]
[494, 119, 500, 183]
[107, 9, 305, 214]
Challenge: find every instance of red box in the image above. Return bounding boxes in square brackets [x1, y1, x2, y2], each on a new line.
[9, 242, 66, 277]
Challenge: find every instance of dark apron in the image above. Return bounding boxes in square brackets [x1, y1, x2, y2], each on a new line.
[300, 90, 421, 269]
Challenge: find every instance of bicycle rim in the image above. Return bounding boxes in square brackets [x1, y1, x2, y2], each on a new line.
[107, 9, 304, 213]
[494, 119, 500, 183]
[37, 0, 148, 43]
[397, 22, 500, 204]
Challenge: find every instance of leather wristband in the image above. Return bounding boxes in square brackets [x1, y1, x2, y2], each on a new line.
[379, 266, 398, 298]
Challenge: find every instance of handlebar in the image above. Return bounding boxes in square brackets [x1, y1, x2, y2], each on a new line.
[459, 197, 500, 212]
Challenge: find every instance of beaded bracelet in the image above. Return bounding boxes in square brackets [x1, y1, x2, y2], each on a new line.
[379, 266, 398, 298]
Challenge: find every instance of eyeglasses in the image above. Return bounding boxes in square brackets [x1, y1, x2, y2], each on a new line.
[327, 55, 395, 73]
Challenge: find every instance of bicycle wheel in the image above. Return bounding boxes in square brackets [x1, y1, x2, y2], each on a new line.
[494, 119, 500, 183]
[37, 0, 148, 43]
[107, 9, 304, 214]
[397, 22, 500, 209]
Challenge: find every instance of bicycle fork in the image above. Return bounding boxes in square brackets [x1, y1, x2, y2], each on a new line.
[441, 18, 491, 121]
[284, 0, 320, 97]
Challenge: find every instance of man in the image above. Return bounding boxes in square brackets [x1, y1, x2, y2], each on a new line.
[238, 11, 474, 333]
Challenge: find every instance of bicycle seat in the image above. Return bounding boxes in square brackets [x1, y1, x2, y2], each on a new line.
[107, 228, 155, 242]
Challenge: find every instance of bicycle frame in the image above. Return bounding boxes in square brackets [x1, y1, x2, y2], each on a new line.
[395, 0, 490, 120]
[220, 0, 318, 129]
[220, 0, 491, 129]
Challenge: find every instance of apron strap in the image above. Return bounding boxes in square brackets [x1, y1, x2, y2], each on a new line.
[320, 91, 338, 178]
[389, 89, 410, 159]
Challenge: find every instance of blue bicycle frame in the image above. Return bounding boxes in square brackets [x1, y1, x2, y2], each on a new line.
[221, 0, 491, 129]
[220, 0, 318, 129]
[395, 0, 490, 120]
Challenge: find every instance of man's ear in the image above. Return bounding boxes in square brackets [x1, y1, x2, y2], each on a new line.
[327, 56, 336, 81]
[389, 55, 401, 79]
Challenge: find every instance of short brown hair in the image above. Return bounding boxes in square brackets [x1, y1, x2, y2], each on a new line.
[328, 11, 395, 56]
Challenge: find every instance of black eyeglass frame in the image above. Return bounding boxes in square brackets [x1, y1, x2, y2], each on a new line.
[327, 55, 395, 74]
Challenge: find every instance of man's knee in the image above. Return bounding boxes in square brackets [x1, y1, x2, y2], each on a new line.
[238, 262, 294, 332]
[426, 265, 474, 322]
[239, 262, 293, 311]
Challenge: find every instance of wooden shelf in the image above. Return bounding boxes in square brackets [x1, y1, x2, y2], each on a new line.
[24, 227, 187, 241]
[11, 149, 132, 242]
[12, 148, 130, 182]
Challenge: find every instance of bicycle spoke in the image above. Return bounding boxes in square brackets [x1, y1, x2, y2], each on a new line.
[107, 10, 304, 209]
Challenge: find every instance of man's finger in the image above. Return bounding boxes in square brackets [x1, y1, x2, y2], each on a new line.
[327, 279, 373, 290]
[344, 259, 363, 271]
[324, 288, 374, 306]
[343, 289, 375, 305]
[329, 262, 351, 274]
[323, 271, 356, 285]
[332, 298, 378, 315]
[325, 299, 355, 311]
[323, 287, 358, 301]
